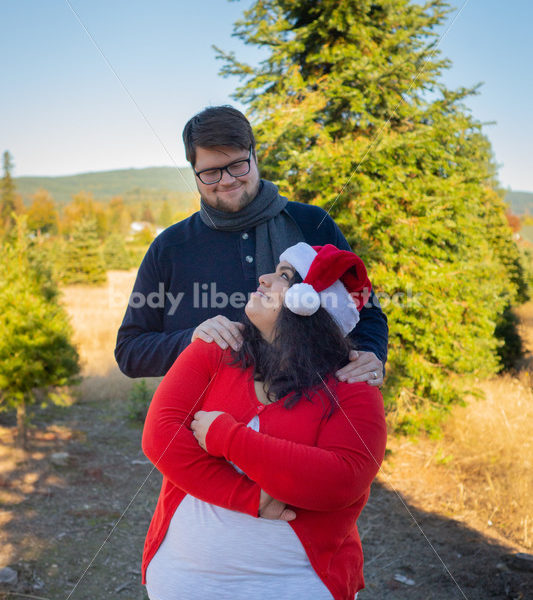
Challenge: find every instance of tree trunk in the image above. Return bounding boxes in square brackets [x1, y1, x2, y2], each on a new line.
[16, 398, 27, 449]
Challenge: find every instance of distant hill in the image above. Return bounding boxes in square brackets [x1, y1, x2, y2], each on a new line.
[14, 169, 531, 217]
[505, 190, 533, 215]
[14, 166, 197, 206]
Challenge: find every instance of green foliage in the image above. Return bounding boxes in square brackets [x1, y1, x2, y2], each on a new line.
[62, 192, 108, 239]
[1, 151, 24, 236]
[61, 219, 107, 285]
[103, 233, 132, 270]
[158, 200, 174, 228]
[108, 196, 132, 235]
[127, 380, 152, 423]
[217, 0, 528, 430]
[133, 226, 156, 247]
[495, 305, 523, 371]
[483, 189, 529, 304]
[0, 218, 80, 444]
[26, 189, 59, 235]
[141, 203, 155, 223]
[518, 245, 533, 290]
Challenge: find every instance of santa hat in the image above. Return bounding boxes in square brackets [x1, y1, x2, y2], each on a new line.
[279, 243, 372, 336]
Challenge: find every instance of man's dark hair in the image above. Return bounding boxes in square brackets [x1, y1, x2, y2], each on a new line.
[230, 273, 354, 418]
[182, 105, 256, 166]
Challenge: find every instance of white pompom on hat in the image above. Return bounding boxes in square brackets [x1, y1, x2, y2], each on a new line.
[279, 242, 372, 336]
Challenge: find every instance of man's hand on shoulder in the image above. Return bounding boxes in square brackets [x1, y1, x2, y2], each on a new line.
[192, 315, 244, 351]
[335, 350, 384, 386]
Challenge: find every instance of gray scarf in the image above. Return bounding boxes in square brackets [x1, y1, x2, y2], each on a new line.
[199, 179, 304, 277]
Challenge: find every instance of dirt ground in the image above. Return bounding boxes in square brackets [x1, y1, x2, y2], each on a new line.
[0, 274, 531, 599]
[0, 387, 531, 600]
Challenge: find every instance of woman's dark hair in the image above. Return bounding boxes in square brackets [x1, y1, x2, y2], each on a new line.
[182, 106, 256, 166]
[231, 272, 353, 418]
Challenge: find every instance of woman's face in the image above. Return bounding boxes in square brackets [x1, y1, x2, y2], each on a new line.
[245, 260, 297, 342]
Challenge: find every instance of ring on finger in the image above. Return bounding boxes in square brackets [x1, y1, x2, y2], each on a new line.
[371, 371, 378, 380]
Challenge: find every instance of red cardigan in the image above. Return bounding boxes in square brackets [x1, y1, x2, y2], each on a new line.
[142, 340, 387, 600]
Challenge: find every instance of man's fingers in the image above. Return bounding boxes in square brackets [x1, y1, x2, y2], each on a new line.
[201, 321, 235, 350]
[336, 363, 377, 380]
[366, 378, 383, 387]
[193, 317, 244, 350]
[336, 357, 374, 378]
[206, 317, 243, 350]
[336, 366, 364, 379]
[336, 366, 384, 385]
[344, 373, 382, 383]
[192, 325, 213, 343]
[338, 354, 374, 370]
[194, 329, 213, 344]
[336, 350, 383, 384]
[216, 316, 245, 342]
[195, 323, 227, 349]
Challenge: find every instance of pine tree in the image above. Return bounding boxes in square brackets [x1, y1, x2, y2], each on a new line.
[217, 0, 527, 430]
[0, 218, 80, 446]
[62, 192, 108, 238]
[141, 203, 155, 223]
[158, 200, 174, 228]
[103, 233, 131, 270]
[61, 219, 107, 284]
[108, 196, 131, 235]
[0, 151, 23, 236]
[27, 188, 59, 235]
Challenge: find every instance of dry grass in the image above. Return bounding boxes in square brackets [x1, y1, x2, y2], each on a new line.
[59, 270, 148, 407]
[60, 270, 137, 378]
[382, 305, 533, 551]
[442, 373, 533, 548]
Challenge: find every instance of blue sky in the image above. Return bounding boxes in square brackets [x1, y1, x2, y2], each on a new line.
[2, 0, 532, 192]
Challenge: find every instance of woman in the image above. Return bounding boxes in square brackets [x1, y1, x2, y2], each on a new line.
[142, 242, 387, 600]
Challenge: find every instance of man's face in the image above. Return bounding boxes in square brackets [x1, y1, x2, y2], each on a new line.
[193, 145, 260, 213]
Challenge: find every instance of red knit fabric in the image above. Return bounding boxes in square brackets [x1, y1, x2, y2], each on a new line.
[141, 340, 387, 600]
[307, 244, 372, 309]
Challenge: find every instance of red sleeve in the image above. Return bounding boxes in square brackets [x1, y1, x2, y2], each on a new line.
[142, 339, 261, 517]
[205, 384, 387, 511]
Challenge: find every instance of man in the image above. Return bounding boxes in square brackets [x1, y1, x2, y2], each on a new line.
[115, 106, 388, 383]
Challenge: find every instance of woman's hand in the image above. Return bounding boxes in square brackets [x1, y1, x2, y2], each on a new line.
[259, 489, 296, 521]
[191, 410, 225, 451]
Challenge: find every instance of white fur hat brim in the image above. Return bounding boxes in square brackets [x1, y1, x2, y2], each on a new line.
[279, 242, 360, 336]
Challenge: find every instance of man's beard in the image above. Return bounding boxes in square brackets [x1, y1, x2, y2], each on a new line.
[211, 180, 260, 213]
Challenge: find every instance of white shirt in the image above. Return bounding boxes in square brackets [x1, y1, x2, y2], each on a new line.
[145, 416, 336, 600]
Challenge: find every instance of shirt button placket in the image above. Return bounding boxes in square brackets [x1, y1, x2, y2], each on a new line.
[241, 231, 255, 279]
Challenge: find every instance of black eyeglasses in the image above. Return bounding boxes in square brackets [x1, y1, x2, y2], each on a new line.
[194, 146, 253, 185]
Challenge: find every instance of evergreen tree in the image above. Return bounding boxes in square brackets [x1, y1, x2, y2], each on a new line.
[141, 203, 155, 223]
[217, 0, 527, 430]
[103, 233, 131, 270]
[62, 192, 108, 238]
[27, 188, 59, 235]
[0, 151, 23, 236]
[0, 218, 80, 446]
[61, 219, 107, 284]
[158, 200, 174, 228]
[108, 196, 132, 235]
